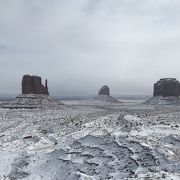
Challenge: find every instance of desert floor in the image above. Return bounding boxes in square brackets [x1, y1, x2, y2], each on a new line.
[0, 99, 180, 180]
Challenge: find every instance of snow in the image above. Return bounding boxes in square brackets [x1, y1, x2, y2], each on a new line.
[0, 97, 180, 179]
[145, 96, 180, 106]
[1, 94, 63, 109]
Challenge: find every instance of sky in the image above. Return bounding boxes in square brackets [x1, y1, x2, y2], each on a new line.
[0, 0, 180, 96]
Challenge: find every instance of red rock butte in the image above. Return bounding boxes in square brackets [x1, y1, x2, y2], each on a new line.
[22, 75, 49, 95]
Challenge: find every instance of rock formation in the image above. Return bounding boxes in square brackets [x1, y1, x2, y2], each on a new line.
[98, 85, 110, 96]
[22, 75, 49, 95]
[96, 85, 120, 103]
[154, 78, 180, 97]
[1, 75, 64, 109]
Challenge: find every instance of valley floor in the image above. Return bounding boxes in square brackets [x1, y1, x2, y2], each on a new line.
[0, 100, 180, 179]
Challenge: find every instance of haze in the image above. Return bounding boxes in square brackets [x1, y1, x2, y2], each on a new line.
[0, 0, 180, 96]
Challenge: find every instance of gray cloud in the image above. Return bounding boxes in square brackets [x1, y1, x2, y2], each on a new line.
[0, 0, 180, 96]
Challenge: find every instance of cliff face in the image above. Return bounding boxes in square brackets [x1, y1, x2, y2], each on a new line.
[154, 78, 180, 97]
[22, 75, 49, 95]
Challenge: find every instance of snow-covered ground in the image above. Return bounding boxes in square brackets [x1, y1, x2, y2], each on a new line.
[0, 98, 180, 179]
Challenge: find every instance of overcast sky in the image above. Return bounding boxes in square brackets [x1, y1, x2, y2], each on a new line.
[0, 0, 180, 96]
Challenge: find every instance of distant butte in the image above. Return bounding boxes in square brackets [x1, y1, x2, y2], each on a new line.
[1, 75, 63, 109]
[96, 85, 120, 103]
[145, 78, 180, 106]
[22, 75, 49, 95]
[98, 85, 110, 96]
[154, 78, 180, 97]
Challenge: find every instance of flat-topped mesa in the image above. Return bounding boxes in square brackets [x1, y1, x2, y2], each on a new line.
[154, 78, 180, 97]
[22, 75, 49, 95]
[98, 85, 110, 96]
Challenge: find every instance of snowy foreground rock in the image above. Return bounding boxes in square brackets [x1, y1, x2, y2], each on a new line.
[0, 100, 180, 179]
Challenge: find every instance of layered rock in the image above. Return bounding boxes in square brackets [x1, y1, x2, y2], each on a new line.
[154, 78, 180, 97]
[22, 75, 49, 95]
[98, 85, 110, 96]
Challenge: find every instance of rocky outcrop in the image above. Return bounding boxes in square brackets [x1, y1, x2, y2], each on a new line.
[1, 75, 64, 109]
[145, 78, 180, 106]
[22, 75, 49, 95]
[96, 85, 121, 103]
[98, 85, 110, 96]
[154, 78, 180, 97]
